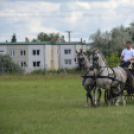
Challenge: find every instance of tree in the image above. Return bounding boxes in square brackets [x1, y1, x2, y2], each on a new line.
[106, 52, 120, 66]
[0, 54, 22, 74]
[11, 34, 17, 42]
[89, 24, 134, 57]
[32, 32, 65, 42]
[128, 22, 134, 42]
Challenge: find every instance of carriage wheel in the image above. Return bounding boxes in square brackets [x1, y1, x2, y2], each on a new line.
[104, 89, 116, 104]
[125, 88, 134, 102]
[104, 90, 108, 104]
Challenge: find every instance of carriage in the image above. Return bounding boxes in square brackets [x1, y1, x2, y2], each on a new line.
[104, 63, 134, 104]
[75, 50, 134, 107]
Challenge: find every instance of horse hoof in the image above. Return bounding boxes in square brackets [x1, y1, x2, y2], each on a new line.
[115, 103, 119, 106]
[84, 103, 88, 108]
[95, 103, 100, 107]
[94, 104, 97, 108]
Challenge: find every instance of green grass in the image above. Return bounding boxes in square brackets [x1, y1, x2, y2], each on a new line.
[0, 74, 134, 134]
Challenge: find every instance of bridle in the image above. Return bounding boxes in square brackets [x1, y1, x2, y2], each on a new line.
[90, 51, 115, 79]
[90, 50, 108, 70]
[74, 52, 86, 70]
[75, 51, 96, 85]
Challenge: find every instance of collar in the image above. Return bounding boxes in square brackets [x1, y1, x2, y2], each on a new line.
[126, 48, 132, 50]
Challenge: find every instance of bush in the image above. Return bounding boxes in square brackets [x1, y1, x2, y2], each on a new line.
[31, 68, 81, 75]
[0, 54, 23, 74]
[106, 52, 120, 66]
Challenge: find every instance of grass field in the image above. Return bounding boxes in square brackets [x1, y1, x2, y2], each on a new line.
[0, 74, 134, 134]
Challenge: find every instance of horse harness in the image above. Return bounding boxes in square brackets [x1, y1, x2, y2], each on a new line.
[81, 70, 96, 86]
[81, 50, 133, 87]
[81, 67, 117, 86]
[78, 51, 133, 87]
[81, 66, 134, 88]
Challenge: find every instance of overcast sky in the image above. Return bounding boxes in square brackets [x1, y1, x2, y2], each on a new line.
[0, 0, 134, 42]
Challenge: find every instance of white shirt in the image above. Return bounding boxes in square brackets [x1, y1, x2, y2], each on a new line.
[121, 48, 134, 62]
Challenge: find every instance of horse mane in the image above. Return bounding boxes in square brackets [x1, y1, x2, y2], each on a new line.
[96, 50, 107, 65]
[78, 51, 87, 57]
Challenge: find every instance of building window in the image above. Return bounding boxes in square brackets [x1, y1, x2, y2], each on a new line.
[37, 61, 40, 66]
[32, 50, 40, 55]
[68, 59, 71, 64]
[37, 50, 40, 55]
[33, 62, 36, 67]
[20, 50, 26, 56]
[10, 50, 15, 57]
[20, 61, 26, 67]
[64, 59, 72, 65]
[33, 50, 36, 55]
[64, 49, 71, 54]
[33, 61, 41, 67]
[0, 50, 4, 54]
[65, 59, 68, 64]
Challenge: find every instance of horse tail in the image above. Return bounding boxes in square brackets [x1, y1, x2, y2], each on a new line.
[125, 69, 134, 87]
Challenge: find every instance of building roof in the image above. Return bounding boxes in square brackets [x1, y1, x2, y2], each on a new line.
[0, 41, 90, 45]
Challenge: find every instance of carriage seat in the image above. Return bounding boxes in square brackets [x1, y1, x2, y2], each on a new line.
[128, 62, 134, 75]
[128, 62, 134, 69]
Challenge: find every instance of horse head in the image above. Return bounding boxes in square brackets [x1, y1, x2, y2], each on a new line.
[89, 50, 107, 70]
[74, 50, 90, 71]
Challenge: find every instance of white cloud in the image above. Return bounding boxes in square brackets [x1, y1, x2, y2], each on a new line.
[0, 0, 134, 42]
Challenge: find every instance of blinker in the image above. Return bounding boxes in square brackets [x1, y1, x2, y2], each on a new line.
[81, 57, 84, 61]
[94, 56, 99, 60]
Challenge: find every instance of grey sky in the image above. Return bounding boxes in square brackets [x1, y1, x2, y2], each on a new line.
[0, 0, 134, 42]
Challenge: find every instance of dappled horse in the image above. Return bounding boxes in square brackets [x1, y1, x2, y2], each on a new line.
[75, 50, 101, 107]
[88, 50, 134, 107]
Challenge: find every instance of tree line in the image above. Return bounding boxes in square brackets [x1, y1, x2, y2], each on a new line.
[89, 22, 134, 57]
[10, 21, 134, 58]
[11, 32, 65, 43]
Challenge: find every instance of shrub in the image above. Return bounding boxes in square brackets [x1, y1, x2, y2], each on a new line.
[31, 68, 81, 75]
[106, 52, 120, 66]
[0, 54, 23, 74]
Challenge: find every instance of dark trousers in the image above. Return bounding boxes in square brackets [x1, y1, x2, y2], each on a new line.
[120, 61, 134, 76]
[120, 62, 131, 68]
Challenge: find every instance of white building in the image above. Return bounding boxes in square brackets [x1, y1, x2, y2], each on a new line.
[0, 40, 91, 72]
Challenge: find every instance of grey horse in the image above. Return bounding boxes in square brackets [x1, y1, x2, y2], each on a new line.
[75, 50, 101, 107]
[89, 50, 134, 107]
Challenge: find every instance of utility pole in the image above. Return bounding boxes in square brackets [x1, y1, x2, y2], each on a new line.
[66, 31, 73, 42]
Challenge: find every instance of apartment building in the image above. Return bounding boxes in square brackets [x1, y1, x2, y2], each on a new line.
[0, 40, 90, 72]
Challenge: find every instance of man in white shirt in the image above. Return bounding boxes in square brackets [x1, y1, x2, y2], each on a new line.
[120, 41, 134, 68]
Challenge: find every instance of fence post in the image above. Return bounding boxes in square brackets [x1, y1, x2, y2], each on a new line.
[23, 65, 25, 77]
[45, 64, 48, 76]
[62, 66, 68, 75]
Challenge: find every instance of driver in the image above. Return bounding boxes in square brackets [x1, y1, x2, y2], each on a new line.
[120, 41, 134, 68]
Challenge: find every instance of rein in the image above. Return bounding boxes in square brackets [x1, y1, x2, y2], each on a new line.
[81, 69, 96, 85]
[91, 51, 133, 87]
[76, 51, 133, 87]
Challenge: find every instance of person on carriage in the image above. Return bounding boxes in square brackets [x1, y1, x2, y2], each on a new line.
[120, 41, 134, 69]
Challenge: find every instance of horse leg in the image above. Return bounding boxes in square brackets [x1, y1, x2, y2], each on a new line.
[107, 88, 113, 107]
[88, 86, 94, 106]
[84, 86, 93, 108]
[121, 89, 126, 106]
[93, 86, 99, 107]
[96, 88, 102, 106]
[110, 89, 115, 104]
[84, 95, 89, 108]
[115, 84, 121, 106]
